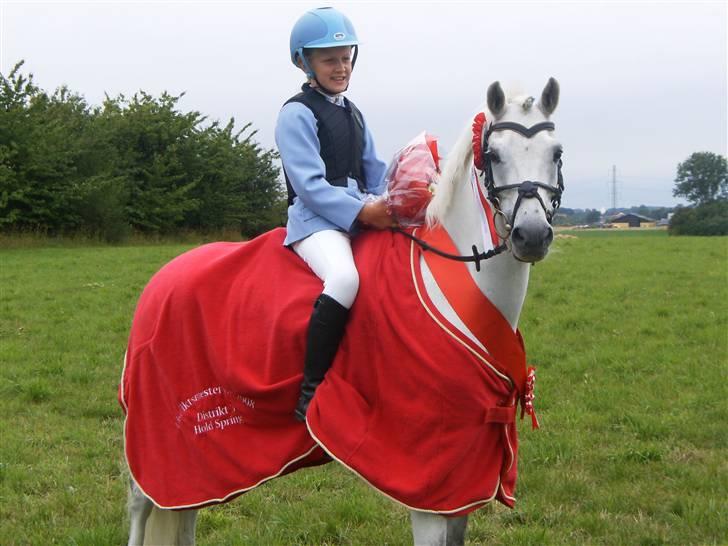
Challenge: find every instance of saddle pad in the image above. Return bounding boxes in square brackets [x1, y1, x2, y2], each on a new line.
[120, 228, 520, 514]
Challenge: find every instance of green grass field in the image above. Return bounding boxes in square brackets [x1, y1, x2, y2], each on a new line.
[0, 230, 726, 545]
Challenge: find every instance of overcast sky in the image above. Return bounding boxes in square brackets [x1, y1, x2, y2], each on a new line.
[2, 1, 726, 209]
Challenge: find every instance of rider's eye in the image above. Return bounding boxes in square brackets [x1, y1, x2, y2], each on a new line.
[486, 150, 501, 164]
[553, 149, 563, 162]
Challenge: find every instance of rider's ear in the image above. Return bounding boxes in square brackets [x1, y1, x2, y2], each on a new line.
[538, 77, 560, 116]
[487, 81, 506, 118]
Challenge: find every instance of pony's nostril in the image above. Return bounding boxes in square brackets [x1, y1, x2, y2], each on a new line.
[512, 227, 525, 243]
[545, 227, 554, 245]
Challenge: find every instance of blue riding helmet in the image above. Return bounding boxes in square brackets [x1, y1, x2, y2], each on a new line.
[289, 7, 359, 79]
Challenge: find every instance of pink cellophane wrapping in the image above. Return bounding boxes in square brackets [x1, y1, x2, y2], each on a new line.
[384, 132, 440, 227]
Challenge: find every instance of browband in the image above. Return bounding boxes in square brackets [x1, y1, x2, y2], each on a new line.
[486, 121, 555, 139]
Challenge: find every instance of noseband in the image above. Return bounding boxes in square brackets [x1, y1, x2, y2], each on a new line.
[478, 120, 565, 233]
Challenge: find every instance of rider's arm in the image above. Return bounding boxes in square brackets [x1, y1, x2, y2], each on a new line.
[275, 102, 365, 231]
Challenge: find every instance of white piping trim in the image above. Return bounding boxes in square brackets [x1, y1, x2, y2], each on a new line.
[419, 260, 490, 355]
[499, 483, 516, 502]
[119, 350, 129, 413]
[409, 234, 513, 387]
[504, 424, 515, 473]
[306, 419, 499, 514]
[121, 350, 322, 511]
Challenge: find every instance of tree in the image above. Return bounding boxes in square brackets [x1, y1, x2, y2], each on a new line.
[669, 201, 728, 236]
[0, 60, 284, 239]
[0, 61, 104, 233]
[673, 152, 727, 205]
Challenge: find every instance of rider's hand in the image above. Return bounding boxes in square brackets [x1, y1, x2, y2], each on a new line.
[357, 200, 397, 230]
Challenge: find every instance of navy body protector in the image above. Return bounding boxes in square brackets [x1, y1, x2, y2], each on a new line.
[283, 84, 366, 206]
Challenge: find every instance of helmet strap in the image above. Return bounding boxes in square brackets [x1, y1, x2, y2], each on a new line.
[296, 47, 316, 79]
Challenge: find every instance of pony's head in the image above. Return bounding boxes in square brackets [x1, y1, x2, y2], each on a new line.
[482, 78, 563, 262]
[429, 78, 563, 263]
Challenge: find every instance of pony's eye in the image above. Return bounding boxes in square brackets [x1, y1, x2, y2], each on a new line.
[486, 150, 501, 164]
[553, 149, 563, 162]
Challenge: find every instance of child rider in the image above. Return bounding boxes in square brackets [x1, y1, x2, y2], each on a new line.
[275, 7, 395, 422]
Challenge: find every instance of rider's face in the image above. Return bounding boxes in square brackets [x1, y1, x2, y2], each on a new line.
[303, 46, 353, 94]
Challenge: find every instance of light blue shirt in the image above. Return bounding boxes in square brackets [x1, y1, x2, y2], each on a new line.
[275, 93, 388, 246]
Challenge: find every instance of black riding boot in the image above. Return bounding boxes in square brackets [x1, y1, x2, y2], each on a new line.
[294, 294, 350, 422]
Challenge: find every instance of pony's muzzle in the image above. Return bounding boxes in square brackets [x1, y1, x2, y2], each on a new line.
[511, 224, 553, 262]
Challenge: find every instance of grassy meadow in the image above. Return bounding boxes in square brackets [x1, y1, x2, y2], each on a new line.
[0, 230, 726, 545]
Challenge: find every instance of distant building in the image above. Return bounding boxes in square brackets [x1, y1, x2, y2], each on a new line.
[607, 212, 656, 228]
[655, 212, 674, 227]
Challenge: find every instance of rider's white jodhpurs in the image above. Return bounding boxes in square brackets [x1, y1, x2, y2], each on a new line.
[293, 229, 359, 309]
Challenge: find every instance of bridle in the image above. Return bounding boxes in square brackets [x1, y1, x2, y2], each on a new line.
[394, 114, 565, 270]
[479, 120, 564, 236]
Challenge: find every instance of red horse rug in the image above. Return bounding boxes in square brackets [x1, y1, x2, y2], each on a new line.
[120, 227, 532, 514]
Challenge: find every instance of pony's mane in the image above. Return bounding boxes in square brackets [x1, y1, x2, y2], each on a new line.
[426, 90, 536, 226]
[425, 112, 480, 226]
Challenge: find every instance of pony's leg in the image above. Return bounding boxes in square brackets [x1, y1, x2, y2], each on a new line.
[410, 510, 469, 546]
[445, 515, 468, 546]
[143, 507, 198, 546]
[177, 509, 198, 546]
[127, 479, 154, 546]
[127, 478, 198, 545]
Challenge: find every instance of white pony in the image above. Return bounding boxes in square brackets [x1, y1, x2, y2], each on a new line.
[125, 78, 562, 546]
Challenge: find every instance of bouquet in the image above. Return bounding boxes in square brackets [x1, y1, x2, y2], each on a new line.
[384, 131, 440, 227]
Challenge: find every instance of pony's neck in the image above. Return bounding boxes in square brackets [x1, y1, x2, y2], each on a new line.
[440, 171, 530, 330]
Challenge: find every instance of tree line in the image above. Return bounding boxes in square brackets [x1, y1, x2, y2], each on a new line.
[0, 61, 286, 242]
[670, 151, 727, 236]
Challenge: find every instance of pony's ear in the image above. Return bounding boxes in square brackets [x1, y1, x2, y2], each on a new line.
[538, 77, 560, 116]
[487, 81, 506, 118]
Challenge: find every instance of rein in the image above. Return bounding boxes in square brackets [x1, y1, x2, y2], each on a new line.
[392, 227, 507, 273]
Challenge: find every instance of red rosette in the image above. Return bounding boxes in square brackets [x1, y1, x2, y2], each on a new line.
[472, 112, 487, 171]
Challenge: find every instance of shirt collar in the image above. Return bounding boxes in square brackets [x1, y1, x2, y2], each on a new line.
[313, 87, 346, 107]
